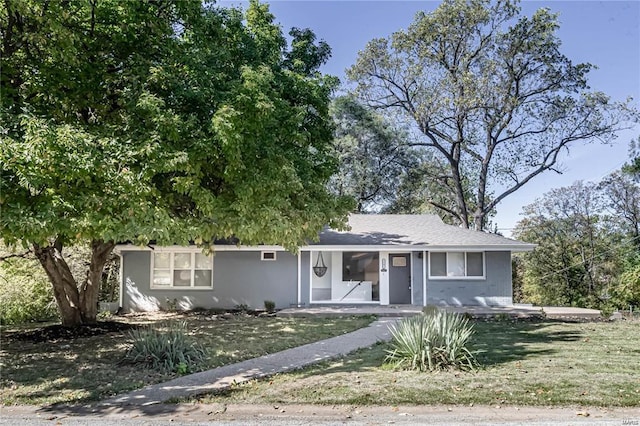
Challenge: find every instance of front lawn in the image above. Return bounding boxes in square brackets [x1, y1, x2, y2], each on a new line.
[0, 312, 374, 406]
[193, 319, 640, 407]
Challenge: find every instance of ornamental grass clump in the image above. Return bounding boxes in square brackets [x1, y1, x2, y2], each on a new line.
[385, 311, 478, 372]
[121, 321, 207, 374]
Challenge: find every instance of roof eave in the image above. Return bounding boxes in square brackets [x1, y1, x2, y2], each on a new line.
[115, 243, 537, 253]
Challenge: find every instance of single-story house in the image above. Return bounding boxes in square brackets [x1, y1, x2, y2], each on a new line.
[115, 214, 535, 312]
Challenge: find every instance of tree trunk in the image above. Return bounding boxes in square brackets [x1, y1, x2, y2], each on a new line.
[33, 241, 83, 327]
[473, 213, 485, 232]
[32, 239, 116, 327]
[79, 240, 116, 324]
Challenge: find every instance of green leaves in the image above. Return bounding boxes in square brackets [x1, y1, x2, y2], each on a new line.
[329, 96, 418, 213]
[385, 310, 478, 372]
[513, 178, 640, 309]
[1, 0, 350, 251]
[1, 0, 351, 324]
[121, 321, 208, 374]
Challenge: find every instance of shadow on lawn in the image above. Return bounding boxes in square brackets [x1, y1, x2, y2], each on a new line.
[292, 319, 585, 379]
[470, 319, 583, 366]
[3, 314, 376, 416]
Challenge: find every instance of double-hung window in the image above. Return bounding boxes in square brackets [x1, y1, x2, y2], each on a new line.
[429, 251, 484, 279]
[152, 252, 213, 289]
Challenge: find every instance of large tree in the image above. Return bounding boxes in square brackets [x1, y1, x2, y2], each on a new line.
[599, 170, 640, 249]
[348, 0, 635, 230]
[513, 182, 621, 308]
[1, 0, 350, 326]
[329, 96, 477, 220]
[329, 96, 417, 212]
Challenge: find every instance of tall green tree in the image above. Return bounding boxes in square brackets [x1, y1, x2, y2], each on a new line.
[599, 170, 640, 250]
[514, 182, 621, 308]
[624, 136, 640, 177]
[348, 0, 635, 230]
[329, 96, 417, 212]
[1, 0, 350, 326]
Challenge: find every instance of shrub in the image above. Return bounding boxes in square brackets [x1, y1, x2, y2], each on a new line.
[613, 262, 640, 308]
[385, 311, 478, 372]
[164, 298, 178, 312]
[0, 255, 58, 325]
[121, 321, 207, 374]
[264, 300, 276, 313]
[234, 303, 250, 313]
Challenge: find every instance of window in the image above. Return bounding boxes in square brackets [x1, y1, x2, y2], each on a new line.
[152, 252, 213, 289]
[261, 251, 277, 261]
[342, 252, 379, 281]
[429, 252, 484, 279]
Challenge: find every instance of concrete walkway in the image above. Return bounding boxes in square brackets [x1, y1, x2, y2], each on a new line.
[102, 317, 399, 407]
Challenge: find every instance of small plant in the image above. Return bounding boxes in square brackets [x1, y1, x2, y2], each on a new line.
[385, 311, 478, 372]
[264, 300, 276, 313]
[165, 298, 178, 312]
[234, 303, 250, 313]
[176, 362, 189, 375]
[599, 304, 614, 319]
[97, 310, 112, 320]
[120, 321, 207, 374]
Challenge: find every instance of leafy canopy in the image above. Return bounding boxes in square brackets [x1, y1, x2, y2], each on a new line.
[0, 0, 352, 251]
[0, 0, 352, 325]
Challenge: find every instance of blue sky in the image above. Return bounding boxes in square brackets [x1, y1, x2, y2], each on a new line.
[222, 0, 640, 234]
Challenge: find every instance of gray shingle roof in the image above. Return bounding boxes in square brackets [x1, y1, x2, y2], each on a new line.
[315, 214, 534, 250]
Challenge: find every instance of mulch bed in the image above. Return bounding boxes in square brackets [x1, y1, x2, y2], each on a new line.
[1, 321, 138, 343]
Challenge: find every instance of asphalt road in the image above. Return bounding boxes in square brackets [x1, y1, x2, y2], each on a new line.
[1, 404, 639, 425]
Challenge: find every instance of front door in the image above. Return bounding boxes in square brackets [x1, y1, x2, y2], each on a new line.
[389, 253, 411, 304]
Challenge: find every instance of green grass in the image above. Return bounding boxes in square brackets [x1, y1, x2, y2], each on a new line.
[0, 313, 374, 406]
[193, 319, 640, 407]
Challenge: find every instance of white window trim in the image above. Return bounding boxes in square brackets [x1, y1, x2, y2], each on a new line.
[150, 251, 213, 290]
[428, 251, 486, 280]
[261, 251, 277, 261]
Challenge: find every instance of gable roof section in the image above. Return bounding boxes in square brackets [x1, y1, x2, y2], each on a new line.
[314, 214, 534, 251]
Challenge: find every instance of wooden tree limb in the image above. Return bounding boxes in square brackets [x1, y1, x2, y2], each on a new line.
[0, 250, 32, 261]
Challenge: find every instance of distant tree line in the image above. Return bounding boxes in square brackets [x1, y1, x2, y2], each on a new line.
[511, 144, 640, 311]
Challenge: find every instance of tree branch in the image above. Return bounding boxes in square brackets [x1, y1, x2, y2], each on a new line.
[428, 200, 462, 223]
[0, 250, 32, 261]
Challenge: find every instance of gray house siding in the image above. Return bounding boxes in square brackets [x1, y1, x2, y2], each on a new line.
[426, 251, 512, 306]
[122, 251, 298, 312]
[212, 251, 298, 309]
[122, 251, 158, 312]
[411, 252, 424, 306]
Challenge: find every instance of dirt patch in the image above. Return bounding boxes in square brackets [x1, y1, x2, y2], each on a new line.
[1, 321, 138, 343]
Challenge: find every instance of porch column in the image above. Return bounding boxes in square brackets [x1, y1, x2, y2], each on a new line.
[379, 251, 389, 305]
[297, 251, 301, 306]
[422, 250, 427, 306]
